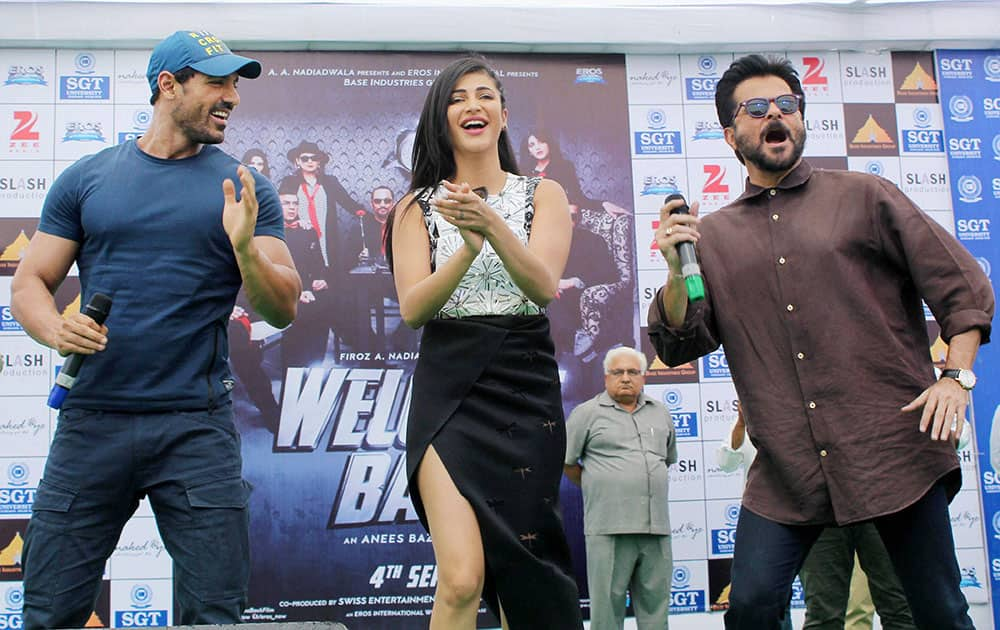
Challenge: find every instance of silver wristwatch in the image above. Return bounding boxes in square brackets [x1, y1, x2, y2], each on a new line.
[941, 368, 977, 391]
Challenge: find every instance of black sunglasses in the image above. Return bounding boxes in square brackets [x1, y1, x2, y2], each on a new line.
[298, 154, 321, 162]
[732, 93, 802, 124]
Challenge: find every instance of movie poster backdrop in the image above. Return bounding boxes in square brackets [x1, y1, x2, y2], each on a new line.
[221, 51, 635, 625]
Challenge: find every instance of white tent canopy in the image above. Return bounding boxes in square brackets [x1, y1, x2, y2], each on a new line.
[3, 0, 999, 53]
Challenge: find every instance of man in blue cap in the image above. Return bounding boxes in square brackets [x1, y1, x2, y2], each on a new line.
[11, 30, 301, 627]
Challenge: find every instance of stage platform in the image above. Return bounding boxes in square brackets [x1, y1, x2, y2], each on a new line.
[65, 624, 348, 630]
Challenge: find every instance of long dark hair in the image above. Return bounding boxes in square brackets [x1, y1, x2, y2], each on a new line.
[384, 55, 519, 272]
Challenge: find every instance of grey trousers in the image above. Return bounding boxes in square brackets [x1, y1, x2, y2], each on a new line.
[585, 533, 672, 630]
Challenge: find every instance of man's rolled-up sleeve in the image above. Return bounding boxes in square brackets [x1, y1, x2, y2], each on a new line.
[646, 286, 721, 367]
[875, 177, 994, 344]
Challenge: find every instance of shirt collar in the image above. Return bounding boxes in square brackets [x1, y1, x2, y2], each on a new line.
[737, 159, 814, 202]
[598, 390, 651, 410]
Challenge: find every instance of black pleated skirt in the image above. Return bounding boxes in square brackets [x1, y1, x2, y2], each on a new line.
[406, 314, 583, 629]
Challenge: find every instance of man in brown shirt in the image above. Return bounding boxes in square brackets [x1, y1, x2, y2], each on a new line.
[647, 54, 993, 630]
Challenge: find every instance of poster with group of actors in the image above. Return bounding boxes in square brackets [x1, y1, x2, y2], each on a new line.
[1, 44, 998, 628]
[220, 50, 635, 625]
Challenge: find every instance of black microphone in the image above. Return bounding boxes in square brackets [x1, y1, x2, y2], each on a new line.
[664, 194, 705, 302]
[47, 292, 112, 409]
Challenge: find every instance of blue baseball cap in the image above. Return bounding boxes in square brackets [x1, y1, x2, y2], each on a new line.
[147, 30, 261, 95]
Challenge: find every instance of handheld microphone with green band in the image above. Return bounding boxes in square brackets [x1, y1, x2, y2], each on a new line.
[664, 194, 705, 302]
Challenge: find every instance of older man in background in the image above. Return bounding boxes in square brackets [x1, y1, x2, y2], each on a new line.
[565, 346, 677, 630]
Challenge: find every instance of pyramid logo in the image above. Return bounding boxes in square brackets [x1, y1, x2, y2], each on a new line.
[930, 334, 949, 365]
[640, 333, 698, 383]
[845, 104, 899, 155]
[0, 228, 31, 276]
[649, 354, 671, 371]
[0, 532, 23, 566]
[0, 230, 30, 261]
[893, 52, 938, 102]
[712, 583, 732, 610]
[852, 115, 895, 144]
[900, 62, 938, 92]
[62, 293, 81, 319]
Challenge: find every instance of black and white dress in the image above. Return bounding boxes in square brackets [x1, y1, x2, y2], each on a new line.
[405, 174, 583, 628]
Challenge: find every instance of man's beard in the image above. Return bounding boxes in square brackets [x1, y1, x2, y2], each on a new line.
[172, 103, 226, 146]
[181, 124, 223, 145]
[735, 120, 805, 173]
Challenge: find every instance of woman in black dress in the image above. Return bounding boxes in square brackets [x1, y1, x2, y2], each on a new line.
[385, 56, 583, 629]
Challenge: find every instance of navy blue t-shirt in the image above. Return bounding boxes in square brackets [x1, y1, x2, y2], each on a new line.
[39, 141, 284, 411]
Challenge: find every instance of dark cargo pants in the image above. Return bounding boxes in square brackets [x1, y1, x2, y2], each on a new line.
[21, 404, 251, 628]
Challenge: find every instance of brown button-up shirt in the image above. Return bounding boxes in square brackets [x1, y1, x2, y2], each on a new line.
[647, 160, 994, 526]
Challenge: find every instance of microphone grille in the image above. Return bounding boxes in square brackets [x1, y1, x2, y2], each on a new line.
[88, 292, 113, 315]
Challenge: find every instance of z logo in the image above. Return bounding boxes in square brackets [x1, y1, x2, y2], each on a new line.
[802, 57, 828, 86]
[11, 111, 39, 141]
